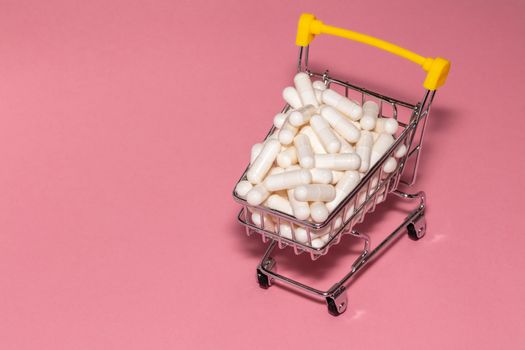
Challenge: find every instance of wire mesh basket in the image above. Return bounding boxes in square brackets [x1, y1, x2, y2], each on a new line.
[232, 13, 450, 315]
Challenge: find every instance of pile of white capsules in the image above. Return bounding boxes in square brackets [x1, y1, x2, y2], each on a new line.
[235, 72, 407, 247]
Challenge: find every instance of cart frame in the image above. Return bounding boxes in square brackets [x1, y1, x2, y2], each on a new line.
[232, 14, 449, 315]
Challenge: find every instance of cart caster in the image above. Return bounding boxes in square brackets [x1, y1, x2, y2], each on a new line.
[256, 257, 276, 289]
[326, 287, 348, 316]
[407, 219, 426, 241]
[257, 268, 271, 289]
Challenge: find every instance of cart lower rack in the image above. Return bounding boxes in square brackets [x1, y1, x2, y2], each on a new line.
[232, 13, 450, 316]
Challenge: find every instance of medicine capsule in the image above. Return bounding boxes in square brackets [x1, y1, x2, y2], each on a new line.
[331, 171, 344, 184]
[320, 106, 361, 143]
[299, 126, 326, 154]
[312, 80, 327, 91]
[394, 144, 407, 158]
[294, 72, 318, 107]
[383, 157, 398, 173]
[247, 139, 281, 184]
[287, 188, 310, 220]
[289, 104, 317, 127]
[278, 223, 293, 239]
[251, 211, 275, 231]
[322, 89, 363, 120]
[264, 169, 312, 191]
[235, 180, 253, 198]
[310, 202, 330, 223]
[314, 153, 361, 171]
[246, 184, 270, 205]
[282, 86, 303, 109]
[273, 112, 288, 129]
[314, 89, 323, 104]
[293, 134, 315, 169]
[326, 171, 360, 211]
[356, 131, 373, 173]
[294, 184, 336, 202]
[265, 194, 294, 216]
[276, 146, 298, 168]
[310, 115, 341, 154]
[311, 237, 326, 248]
[278, 120, 299, 145]
[360, 100, 379, 131]
[250, 143, 263, 164]
[333, 131, 354, 153]
[268, 166, 284, 176]
[375, 117, 399, 135]
[371, 133, 395, 166]
[310, 168, 333, 184]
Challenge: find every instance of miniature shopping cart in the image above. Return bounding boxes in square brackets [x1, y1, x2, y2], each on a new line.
[232, 13, 450, 316]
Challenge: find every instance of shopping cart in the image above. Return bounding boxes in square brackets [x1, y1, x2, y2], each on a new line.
[232, 13, 450, 316]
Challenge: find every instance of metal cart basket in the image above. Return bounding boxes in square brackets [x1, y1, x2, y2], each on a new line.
[232, 13, 450, 316]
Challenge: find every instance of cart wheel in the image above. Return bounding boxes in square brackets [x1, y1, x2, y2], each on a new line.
[256, 268, 271, 289]
[407, 222, 426, 241]
[326, 297, 345, 316]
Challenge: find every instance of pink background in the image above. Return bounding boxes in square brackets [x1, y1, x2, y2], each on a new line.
[1, 0, 524, 349]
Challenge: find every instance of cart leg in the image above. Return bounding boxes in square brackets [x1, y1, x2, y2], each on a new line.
[256, 241, 277, 289]
[407, 211, 426, 241]
[326, 285, 348, 316]
[394, 190, 426, 241]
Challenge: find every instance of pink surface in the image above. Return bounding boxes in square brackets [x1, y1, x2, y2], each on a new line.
[1, 0, 524, 348]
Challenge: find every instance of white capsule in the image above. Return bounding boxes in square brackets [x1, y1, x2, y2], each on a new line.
[294, 184, 336, 202]
[278, 120, 298, 145]
[276, 147, 298, 168]
[264, 169, 312, 191]
[383, 157, 398, 173]
[289, 105, 317, 127]
[314, 89, 323, 104]
[311, 237, 325, 248]
[310, 115, 341, 154]
[314, 153, 361, 171]
[322, 89, 363, 120]
[310, 202, 329, 223]
[287, 189, 310, 220]
[333, 131, 354, 153]
[326, 171, 361, 211]
[312, 80, 327, 91]
[360, 100, 379, 131]
[310, 168, 333, 184]
[250, 143, 263, 164]
[235, 180, 253, 198]
[364, 100, 380, 112]
[251, 212, 275, 231]
[293, 134, 315, 169]
[247, 140, 281, 184]
[371, 133, 395, 166]
[394, 144, 408, 158]
[268, 166, 284, 176]
[320, 106, 361, 143]
[246, 184, 270, 205]
[282, 86, 303, 109]
[268, 131, 279, 140]
[375, 117, 399, 135]
[331, 171, 344, 184]
[299, 126, 326, 154]
[293, 226, 310, 243]
[273, 112, 288, 129]
[294, 72, 318, 107]
[275, 223, 291, 239]
[356, 131, 373, 173]
[264, 194, 294, 216]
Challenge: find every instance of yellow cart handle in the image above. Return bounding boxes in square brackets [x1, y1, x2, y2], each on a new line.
[296, 13, 450, 91]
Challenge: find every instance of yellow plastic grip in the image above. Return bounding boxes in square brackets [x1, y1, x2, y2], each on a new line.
[296, 13, 450, 91]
